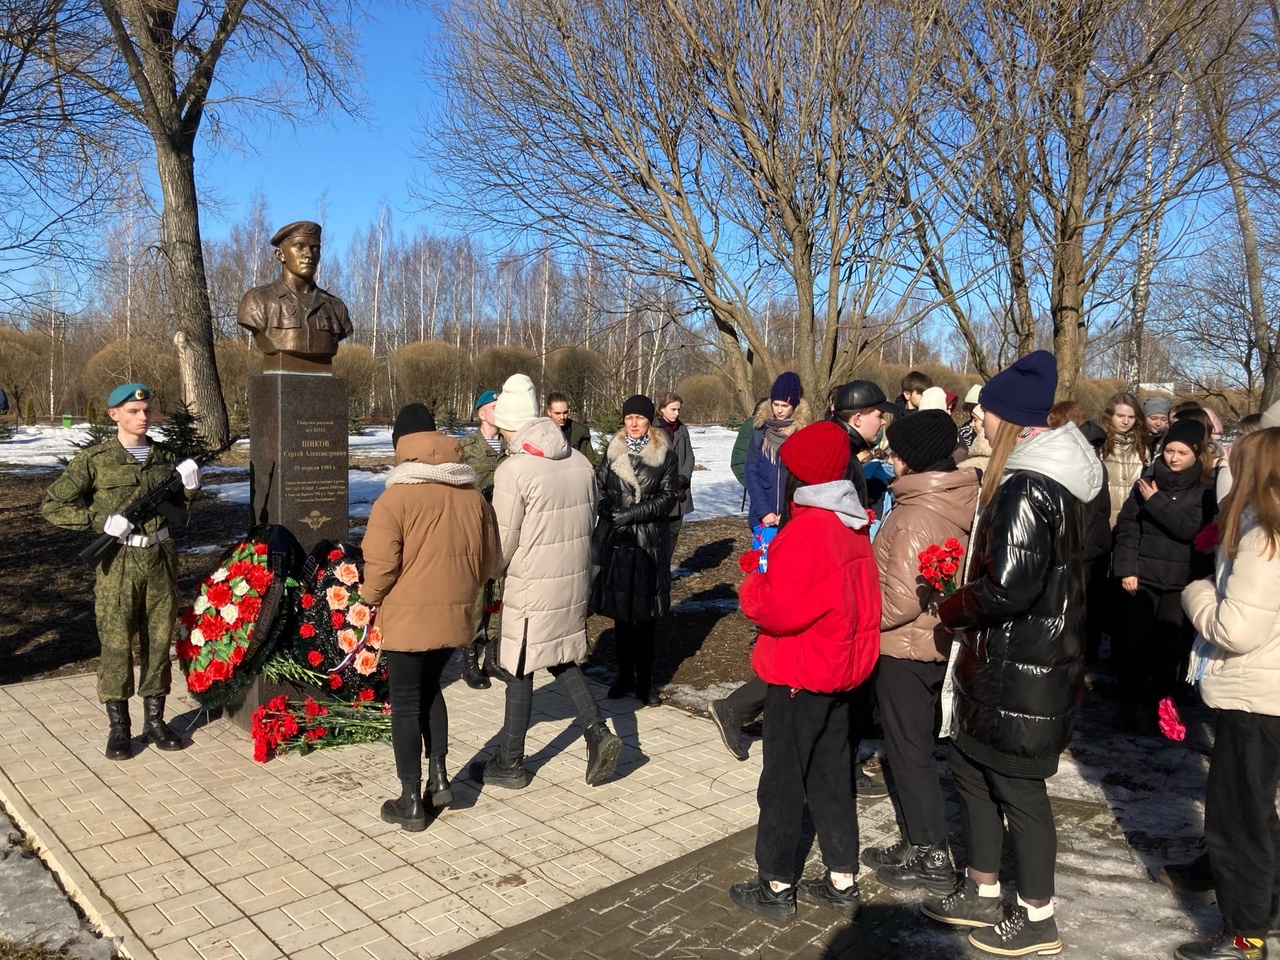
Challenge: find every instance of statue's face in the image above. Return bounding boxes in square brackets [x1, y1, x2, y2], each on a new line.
[276, 236, 321, 280]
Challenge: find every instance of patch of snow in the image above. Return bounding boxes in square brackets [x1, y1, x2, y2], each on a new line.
[686, 426, 747, 523]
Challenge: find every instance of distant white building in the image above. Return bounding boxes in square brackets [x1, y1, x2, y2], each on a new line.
[1138, 382, 1176, 395]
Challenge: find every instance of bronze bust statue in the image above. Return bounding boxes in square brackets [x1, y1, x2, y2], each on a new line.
[237, 220, 353, 373]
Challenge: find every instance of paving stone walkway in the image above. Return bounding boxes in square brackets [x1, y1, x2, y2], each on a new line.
[0, 667, 1227, 960]
[0, 668, 767, 960]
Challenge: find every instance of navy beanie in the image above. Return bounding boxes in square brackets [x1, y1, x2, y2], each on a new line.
[978, 351, 1058, 428]
[770, 371, 802, 407]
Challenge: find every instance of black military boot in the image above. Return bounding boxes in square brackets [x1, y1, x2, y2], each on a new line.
[584, 722, 622, 786]
[862, 835, 916, 869]
[877, 841, 956, 895]
[104, 701, 132, 761]
[140, 695, 185, 751]
[380, 781, 428, 832]
[462, 638, 491, 690]
[427, 756, 453, 809]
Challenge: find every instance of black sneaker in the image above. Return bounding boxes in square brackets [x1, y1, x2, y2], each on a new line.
[1161, 853, 1216, 893]
[921, 877, 1002, 928]
[584, 722, 622, 785]
[728, 877, 796, 922]
[969, 905, 1062, 956]
[709, 698, 749, 761]
[797, 875, 861, 919]
[877, 841, 956, 895]
[862, 835, 915, 869]
[855, 765, 890, 800]
[1175, 933, 1268, 960]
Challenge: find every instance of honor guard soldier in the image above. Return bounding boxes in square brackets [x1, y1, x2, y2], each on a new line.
[41, 383, 201, 759]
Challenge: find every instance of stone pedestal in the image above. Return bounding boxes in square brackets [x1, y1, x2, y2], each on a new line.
[222, 674, 325, 734]
[247, 373, 349, 553]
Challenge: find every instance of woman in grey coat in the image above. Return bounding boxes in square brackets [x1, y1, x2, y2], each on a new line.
[656, 392, 695, 567]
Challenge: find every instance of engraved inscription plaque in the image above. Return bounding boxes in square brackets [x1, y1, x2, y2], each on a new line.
[247, 373, 349, 551]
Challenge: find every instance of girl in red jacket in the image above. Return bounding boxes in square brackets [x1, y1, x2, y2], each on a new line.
[728, 420, 882, 922]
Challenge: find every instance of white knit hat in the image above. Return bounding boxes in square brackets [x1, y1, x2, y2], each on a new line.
[1262, 399, 1280, 429]
[918, 386, 949, 411]
[493, 374, 540, 431]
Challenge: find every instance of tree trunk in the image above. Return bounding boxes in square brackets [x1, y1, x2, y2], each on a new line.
[154, 140, 229, 443]
[1050, 69, 1090, 401]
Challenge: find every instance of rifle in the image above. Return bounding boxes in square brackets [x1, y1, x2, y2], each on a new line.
[79, 435, 244, 566]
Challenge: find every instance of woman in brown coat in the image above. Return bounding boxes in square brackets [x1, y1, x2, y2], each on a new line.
[860, 410, 980, 894]
[359, 404, 500, 831]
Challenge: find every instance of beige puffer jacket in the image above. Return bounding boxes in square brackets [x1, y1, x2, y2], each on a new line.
[360, 432, 500, 652]
[1102, 433, 1148, 528]
[491, 417, 598, 674]
[875, 468, 981, 662]
[1183, 521, 1280, 717]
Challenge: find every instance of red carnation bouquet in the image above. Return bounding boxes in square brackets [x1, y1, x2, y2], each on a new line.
[918, 538, 966, 597]
[178, 533, 294, 708]
[249, 693, 392, 762]
[289, 542, 388, 703]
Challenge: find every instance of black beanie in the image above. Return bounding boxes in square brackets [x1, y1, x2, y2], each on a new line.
[1163, 417, 1205, 453]
[886, 410, 959, 473]
[621, 394, 656, 422]
[978, 350, 1058, 428]
[392, 403, 436, 448]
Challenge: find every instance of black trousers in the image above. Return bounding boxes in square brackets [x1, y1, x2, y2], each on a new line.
[614, 619, 658, 693]
[877, 656, 948, 845]
[498, 662, 602, 761]
[1116, 584, 1194, 701]
[1205, 709, 1280, 938]
[1083, 555, 1112, 668]
[755, 684, 858, 882]
[384, 649, 453, 784]
[949, 743, 1056, 900]
[725, 674, 767, 721]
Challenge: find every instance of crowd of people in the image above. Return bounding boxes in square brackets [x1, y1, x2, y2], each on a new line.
[41, 358, 1280, 959]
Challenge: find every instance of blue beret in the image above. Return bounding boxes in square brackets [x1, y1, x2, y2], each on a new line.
[475, 390, 500, 410]
[108, 383, 151, 408]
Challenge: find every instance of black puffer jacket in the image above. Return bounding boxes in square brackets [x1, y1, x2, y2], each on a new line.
[590, 429, 679, 622]
[1078, 422, 1111, 565]
[939, 426, 1103, 779]
[1111, 459, 1215, 590]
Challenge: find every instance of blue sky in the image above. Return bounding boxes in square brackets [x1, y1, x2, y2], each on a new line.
[197, 7, 448, 246]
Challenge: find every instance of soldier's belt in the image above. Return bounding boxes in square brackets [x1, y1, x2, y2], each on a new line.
[117, 527, 171, 548]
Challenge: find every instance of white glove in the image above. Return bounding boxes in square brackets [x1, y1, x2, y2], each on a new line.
[104, 514, 134, 538]
[176, 458, 201, 491]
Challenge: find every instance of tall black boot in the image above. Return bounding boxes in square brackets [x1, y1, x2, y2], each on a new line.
[381, 781, 428, 832]
[462, 637, 491, 690]
[427, 756, 454, 809]
[104, 701, 132, 761]
[140, 695, 185, 751]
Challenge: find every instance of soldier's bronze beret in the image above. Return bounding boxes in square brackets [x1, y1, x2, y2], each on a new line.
[269, 220, 322, 247]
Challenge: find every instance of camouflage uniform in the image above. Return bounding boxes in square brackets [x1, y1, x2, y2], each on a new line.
[458, 429, 506, 642]
[41, 439, 191, 703]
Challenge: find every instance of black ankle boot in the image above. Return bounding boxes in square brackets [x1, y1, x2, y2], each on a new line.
[482, 753, 530, 789]
[140, 695, 185, 751]
[104, 701, 132, 761]
[381, 781, 428, 831]
[584, 722, 622, 786]
[462, 638, 491, 690]
[427, 756, 453, 809]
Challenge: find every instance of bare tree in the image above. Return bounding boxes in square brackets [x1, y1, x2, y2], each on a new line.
[423, 0, 983, 408]
[917, 0, 1207, 396]
[1184, 0, 1280, 408]
[10, 0, 371, 442]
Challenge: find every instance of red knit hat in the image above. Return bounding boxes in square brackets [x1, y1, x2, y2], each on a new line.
[780, 421, 851, 485]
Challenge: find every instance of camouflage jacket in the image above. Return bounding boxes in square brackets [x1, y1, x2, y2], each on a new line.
[457, 429, 505, 499]
[41, 438, 193, 536]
